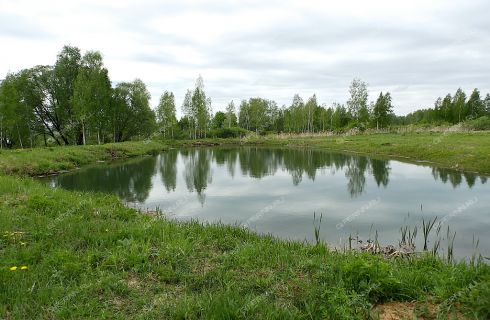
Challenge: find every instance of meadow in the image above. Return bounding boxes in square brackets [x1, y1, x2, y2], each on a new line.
[1, 132, 490, 319]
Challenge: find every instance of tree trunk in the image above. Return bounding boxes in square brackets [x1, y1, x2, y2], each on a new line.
[82, 122, 86, 145]
[16, 125, 23, 148]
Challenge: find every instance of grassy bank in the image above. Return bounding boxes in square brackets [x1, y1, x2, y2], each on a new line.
[1, 132, 489, 177]
[1, 175, 489, 319]
[1, 134, 490, 318]
[0, 141, 168, 176]
[236, 131, 490, 175]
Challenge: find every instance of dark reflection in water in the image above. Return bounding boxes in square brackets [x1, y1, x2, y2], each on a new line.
[48, 147, 486, 203]
[48, 156, 157, 202]
[44, 147, 489, 258]
[159, 150, 177, 192]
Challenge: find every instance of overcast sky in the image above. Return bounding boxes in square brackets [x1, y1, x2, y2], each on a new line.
[1, 0, 489, 116]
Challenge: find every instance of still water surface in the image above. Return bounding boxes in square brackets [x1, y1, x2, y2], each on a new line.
[44, 147, 490, 258]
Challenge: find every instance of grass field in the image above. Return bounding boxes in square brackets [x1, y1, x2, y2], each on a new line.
[1, 175, 489, 319]
[1, 133, 490, 319]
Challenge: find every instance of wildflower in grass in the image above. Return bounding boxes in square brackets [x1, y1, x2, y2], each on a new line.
[21, 266, 28, 270]
[10, 266, 17, 271]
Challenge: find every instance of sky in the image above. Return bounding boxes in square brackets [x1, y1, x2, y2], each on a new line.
[1, 0, 489, 116]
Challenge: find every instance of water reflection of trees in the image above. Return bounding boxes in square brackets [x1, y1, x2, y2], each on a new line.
[181, 148, 213, 205]
[51, 156, 156, 203]
[159, 150, 177, 192]
[175, 147, 393, 199]
[431, 168, 486, 188]
[195, 148, 378, 197]
[53, 147, 488, 205]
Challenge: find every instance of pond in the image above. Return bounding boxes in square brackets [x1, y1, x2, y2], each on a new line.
[43, 147, 490, 259]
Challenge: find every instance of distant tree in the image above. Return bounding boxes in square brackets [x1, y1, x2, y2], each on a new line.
[212, 111, 226, 129]
[249, 98, 269, 134]
[192, 76, 211, 138]
[181, 89, 195, 138]
[466, 88, 485, 119]
[485, 94, 490, 115]
[332, 103, 350, 130]
[372, 92, 394, 129]
[156, 91, 177, 138]
[452, 88, 466, 123]
[441, 94, 453, 122]
[290, 94, 304, 133]
[225, 100, 237, 128]
[347, 78, 369, 123]
[267, 100, 281, 132]
[238, 100, 251, 131]
[305, 94, 317, 132]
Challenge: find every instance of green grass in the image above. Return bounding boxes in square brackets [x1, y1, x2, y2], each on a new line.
[1, 175, 489, 319]
[238, 131, 490, 175]
[0, 141, 168, 176]
[1, 134, 490, 318]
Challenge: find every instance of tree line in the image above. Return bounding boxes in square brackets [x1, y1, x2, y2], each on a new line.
[2, 45, 490, 148]
[0, 46, 155, 148]
[156, 77, 397, 139]
[402, 88, 490, 125]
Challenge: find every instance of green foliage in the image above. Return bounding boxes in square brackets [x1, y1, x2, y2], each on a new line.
[73, 51, 112, 145]
[0, 46, 156, 148]
[225, 100, 238, 128]
[463, 116, 490, 131]
[112, 80, 156, 142]
[212, 111, 226, 129]
[372, 92, 394, 129]
[180, 76, 212, 139]
[347, 78, 369, 122]
[156, 91, 177, 138]
[210, 126, 248, 138]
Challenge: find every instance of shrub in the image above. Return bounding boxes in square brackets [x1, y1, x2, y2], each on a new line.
[210, 127, 248, 138]
[463, 116, 490, 131]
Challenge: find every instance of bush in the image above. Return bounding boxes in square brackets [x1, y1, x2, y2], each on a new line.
[463, 116, 490, 131]
[210, 127, 248, 138]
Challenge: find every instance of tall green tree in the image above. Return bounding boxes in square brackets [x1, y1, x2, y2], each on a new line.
[249, 98, 269, 133]
[452, 88, 466, 123]
[0, 74, 23, 148]
[52, 45, 82, 144]
[111, 79, 155, 142]
[466, 88, 485, 119]
[73, 51, 111, 144]
[212, 111, 226, 129]
[192, 76, 211, 138]
[347, 78, 369, 123]
[305, 94, 317, 132]
[181, 89, 195, 138]
[289, 94, 304, 133]
[238, 100, 251, 131]
[372, 92, 394, 129]
[332, 103, 350, 130]
[225, 100, 237, 128]
[156, 91, 177, 138]
[484, 94, 490, 116]
[441, 94, 453, 122]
